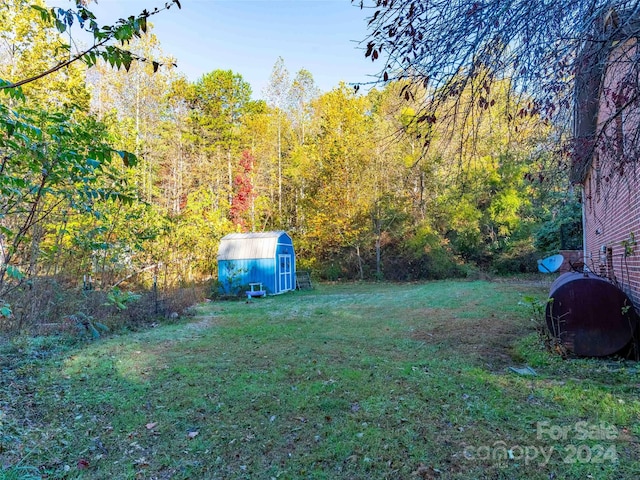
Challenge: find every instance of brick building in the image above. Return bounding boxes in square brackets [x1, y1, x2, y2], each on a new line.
[573, 13, 640, 309]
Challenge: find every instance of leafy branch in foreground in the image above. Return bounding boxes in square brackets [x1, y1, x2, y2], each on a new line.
[354, 0, 640, 170]
[356, 1, 625, 111]
[0, 104, 140, 298]
[0, 0, 181, 90]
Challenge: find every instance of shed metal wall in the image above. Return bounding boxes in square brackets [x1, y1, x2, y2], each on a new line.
[217, 231, 296, 295]
[218, 258, 276, 294]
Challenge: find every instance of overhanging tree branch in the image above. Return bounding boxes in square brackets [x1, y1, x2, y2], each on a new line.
[0, 38, 109, 90]
[0, 0, 181, 90]
[355, 0, 640, 117]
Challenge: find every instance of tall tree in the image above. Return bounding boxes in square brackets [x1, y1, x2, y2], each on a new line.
[364, 86, 415, 278]
[298, 84, 374, 278]
[289, 68, 319, 145]
[87, 28, 180, 202]
[0, 102, 140, 296]
[188, 69, 253, 212]
[265, 57, 291, 220]
[0, 0, 179, 317]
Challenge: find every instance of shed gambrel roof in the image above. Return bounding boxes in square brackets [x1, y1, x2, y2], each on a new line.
[217, 231, 291, 260]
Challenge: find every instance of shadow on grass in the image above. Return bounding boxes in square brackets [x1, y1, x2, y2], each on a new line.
[2, 280, 639, 479]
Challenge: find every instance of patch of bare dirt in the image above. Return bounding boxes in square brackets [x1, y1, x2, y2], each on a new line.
[411, 312, 533, 370]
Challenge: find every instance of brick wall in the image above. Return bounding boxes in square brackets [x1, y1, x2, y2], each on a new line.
[583, 167, 640, 308]
[558, 250, 583, 273]
[582, 39, 640, 309]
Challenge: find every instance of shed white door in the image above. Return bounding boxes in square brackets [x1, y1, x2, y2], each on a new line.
[279, 254, 292, 292]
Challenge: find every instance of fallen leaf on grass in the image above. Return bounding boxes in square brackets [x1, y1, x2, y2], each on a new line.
[134, 457, 150, 467]
[187, 430, 199, 439]
[145, 422, 158, 430]
[412, 463, 442, 478]
[77, 458, 90, 470]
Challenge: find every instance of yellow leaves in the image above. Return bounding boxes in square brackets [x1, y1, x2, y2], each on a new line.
[450, 197, 482, 232]
[488, 187, 526, 236]
[403, 153, 418, 168]
[399, 106, 416, 126]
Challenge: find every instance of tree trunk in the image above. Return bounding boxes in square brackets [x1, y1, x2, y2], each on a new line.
[278, 116, 282, 218]
[356, 244, 364, 281]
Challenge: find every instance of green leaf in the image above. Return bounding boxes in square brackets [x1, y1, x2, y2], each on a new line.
[0, 79, 25, 100]
[86, 158, 101, 169]
[94, 321, 109, 332]
[116, 150, 137, 167]
[6, 265, 25, 280]
[0, 304, 12, 318]
[31, 4, 51, 23]
[87, 322, 101, 339]
[54, 18, 66, 33]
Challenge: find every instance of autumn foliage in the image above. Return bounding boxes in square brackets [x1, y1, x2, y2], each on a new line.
[0, 1, 580, 332]
[230, 150, 255, 229]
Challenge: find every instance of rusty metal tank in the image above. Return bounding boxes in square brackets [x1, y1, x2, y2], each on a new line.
[545, 272, 639, 356]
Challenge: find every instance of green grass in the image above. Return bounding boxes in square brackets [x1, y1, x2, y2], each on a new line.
[1, 279, 640, 479]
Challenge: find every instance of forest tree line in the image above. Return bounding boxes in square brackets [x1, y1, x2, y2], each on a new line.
[0, 1, 581, 321]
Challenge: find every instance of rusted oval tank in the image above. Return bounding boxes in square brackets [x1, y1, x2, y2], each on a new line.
[545, 272, 638, 356]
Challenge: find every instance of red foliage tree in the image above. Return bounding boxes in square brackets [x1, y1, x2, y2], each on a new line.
[230, 150, 255, 229]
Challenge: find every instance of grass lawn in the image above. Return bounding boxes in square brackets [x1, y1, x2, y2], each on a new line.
[2, 279, 640, 479]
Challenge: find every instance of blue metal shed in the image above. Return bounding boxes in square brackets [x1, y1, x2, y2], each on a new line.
[217, 231, 296, 295]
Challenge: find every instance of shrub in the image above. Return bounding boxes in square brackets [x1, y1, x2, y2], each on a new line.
[0, 277, 208, 336]
[491, 240, 540, 275]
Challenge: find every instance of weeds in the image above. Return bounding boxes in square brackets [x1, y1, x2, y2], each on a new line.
[521, 294, 569, 358]
[104, 287, 141, 311]
[1, 465, 41, 480]
[67, 312, 109, 339]
[0, 279, 207, 337]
